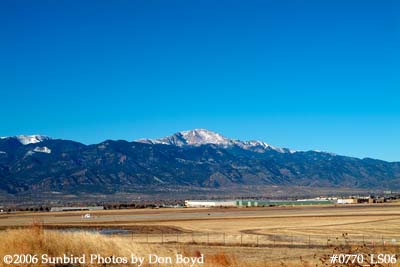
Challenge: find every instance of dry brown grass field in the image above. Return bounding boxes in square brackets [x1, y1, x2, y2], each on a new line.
[1, 203, 400, 266]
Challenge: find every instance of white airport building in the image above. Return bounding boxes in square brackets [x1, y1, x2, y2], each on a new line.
[185, 200, 236, 208]
[336, 198, 356, 204]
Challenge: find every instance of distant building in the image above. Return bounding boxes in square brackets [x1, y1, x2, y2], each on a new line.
[337, 197, 372, 204]
[185, 199, 333, 208]
[50, 206, 104, 212]
[369, 197, 386, 203]
[237, 199, 333, 207]
[185, 200, 236, 208]
[337, 198, 358, 204]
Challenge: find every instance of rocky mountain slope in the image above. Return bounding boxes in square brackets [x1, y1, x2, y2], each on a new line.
[0, 129, 399, 195]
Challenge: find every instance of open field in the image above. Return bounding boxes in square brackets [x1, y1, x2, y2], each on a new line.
[2, 203, 400, 236]
[1, 203, 400, 266]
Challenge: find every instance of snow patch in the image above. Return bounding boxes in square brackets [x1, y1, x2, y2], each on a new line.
[25, 151, 35, 157]
[153, 176, 165, 183]
[25, 146, 52, 156]
[33, 146, 52, 154]
[1, 135, 50, 145]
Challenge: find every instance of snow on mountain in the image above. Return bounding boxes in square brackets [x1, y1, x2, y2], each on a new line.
[237, 140, 295, 153]
[33, 146, 52, 154]
[181, 129, 230, 145]
[138, 129, 230, 146]
[24, 146, 52, 157]
[0, 135, 50, 145]
[137, 129, 296, 153]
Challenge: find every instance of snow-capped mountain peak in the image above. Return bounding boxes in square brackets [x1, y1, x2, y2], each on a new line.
[0, 135, 50, 145]
[136, 129, 295, 153]
[137, 129, 230, 146]
[180, 129, 230, 146]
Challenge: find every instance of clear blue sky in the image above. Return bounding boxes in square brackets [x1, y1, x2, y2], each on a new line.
[1, 0, 399, 161]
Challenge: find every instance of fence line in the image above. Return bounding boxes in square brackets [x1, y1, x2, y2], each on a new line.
[124, 232, 400, 248]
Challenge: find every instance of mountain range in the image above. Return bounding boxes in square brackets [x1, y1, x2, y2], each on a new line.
[0, 129, 399, 195]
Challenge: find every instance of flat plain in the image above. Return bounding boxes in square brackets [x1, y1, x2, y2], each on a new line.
[1, 203, 400, 266]
[2, 203, 400, 234]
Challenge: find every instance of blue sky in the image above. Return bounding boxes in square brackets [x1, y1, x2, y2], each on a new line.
[1, 0, 399, 161]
